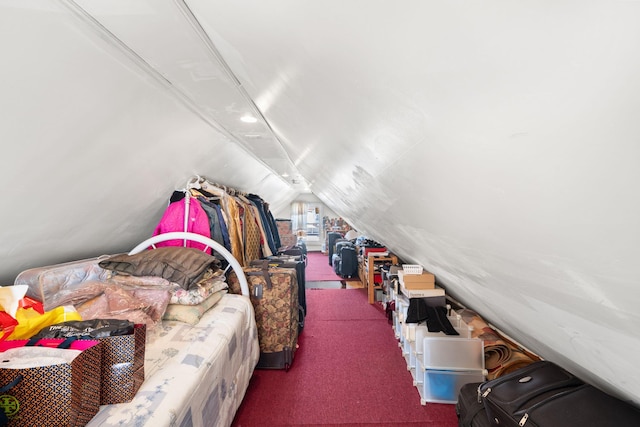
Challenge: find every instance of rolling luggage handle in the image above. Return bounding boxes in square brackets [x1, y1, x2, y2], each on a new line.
[245, 260, 273, 299]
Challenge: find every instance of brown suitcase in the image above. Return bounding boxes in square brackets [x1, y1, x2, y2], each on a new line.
[229, 263, 298, 370]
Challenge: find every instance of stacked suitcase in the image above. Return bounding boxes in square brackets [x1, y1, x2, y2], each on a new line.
[327, 232, 343, 265]
[228, 262, 300, 370]
[278, 241, 307, 265]
[254, 257, 307, 332]
[331, 241, 358, 278]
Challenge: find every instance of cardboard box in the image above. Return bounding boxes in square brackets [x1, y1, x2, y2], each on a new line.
[400, 271, 436, 289]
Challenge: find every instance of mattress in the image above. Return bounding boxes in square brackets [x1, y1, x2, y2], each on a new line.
[86, 293, 259, 427]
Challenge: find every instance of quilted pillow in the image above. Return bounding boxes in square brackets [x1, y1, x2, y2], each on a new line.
[162, 290, 226, 324]
[99, 247, 220, 290]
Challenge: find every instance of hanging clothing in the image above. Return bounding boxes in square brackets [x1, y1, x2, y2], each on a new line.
[212, 202, 231, 252]
[248, 203, 273, 258]
[227, 196, 245, 265]
[247, 194, 278, 255]
[152, 196, 212, 253]
[197, 197, 226, 258]
[264, 203, 281, 249]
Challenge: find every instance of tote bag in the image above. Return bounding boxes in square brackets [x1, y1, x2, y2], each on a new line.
[0, 338, 101, 426]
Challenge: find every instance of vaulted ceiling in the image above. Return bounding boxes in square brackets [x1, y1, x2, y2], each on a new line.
[2, 0, 640, 407]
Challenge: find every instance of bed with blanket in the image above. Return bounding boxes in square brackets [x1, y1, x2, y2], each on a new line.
[14, 232, 259, 427]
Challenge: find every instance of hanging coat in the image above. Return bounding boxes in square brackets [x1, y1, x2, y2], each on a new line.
[152, 196, 212, 253]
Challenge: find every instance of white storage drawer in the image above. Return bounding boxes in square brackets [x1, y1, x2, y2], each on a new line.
[422, 336, 484, 371]
[419, 368, 486, 405]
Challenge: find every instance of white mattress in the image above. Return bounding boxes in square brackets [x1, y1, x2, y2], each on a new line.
[86, 293, 259, 427]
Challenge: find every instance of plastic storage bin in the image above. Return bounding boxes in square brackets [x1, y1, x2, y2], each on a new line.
[422, 336, 484, 371]
[419, 368, 486, 404]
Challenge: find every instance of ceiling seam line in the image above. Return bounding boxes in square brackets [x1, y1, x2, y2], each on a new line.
[58, 0, 292, 187]
[175, 0, 303, 183]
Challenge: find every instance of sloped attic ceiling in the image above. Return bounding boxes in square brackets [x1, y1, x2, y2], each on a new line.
[1, 0, 640, 408]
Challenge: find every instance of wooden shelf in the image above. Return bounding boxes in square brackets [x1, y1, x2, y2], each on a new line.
[366, 253, 397, 304]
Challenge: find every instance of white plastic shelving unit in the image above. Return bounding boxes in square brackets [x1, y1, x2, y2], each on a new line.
[390, 283, 487, 405]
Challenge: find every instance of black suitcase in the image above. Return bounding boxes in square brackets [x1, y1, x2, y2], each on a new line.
[332, 241, 353, 275]
[479, 360, 640, 427]
[332, 253, 341, 274]
[335, 240, 354, 254]
[337, 245, 358, 278]
[253, 258, 306, 332]
[479, 361, 583, 427]
[327, 232, 343, 265]
[456, 382, 491, 427]
[502, 383, 640, 427]
[278, 243, 307, 265]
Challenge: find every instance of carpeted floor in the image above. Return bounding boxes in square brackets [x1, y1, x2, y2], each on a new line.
[231, 288, 459, 426]
[305, 251, 360, 282]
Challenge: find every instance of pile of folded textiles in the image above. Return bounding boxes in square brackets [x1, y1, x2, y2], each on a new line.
[12, 246, 230, 330]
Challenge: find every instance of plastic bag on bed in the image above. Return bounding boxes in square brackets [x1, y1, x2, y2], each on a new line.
[14, 256, 114, 312]
[76, 281, 171, 329]
[48, 274, 172, 312]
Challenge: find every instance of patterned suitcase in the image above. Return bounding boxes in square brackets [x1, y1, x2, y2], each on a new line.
[252, 258, 306, 332]
[228, 264, 298, 370]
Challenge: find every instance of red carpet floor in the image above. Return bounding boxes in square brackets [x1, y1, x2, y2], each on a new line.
[305, 251, 360, 282]
[231, 288, 459, 426]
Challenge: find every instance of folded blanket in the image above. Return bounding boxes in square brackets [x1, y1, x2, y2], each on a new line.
[169, 269, 227, 305]
[99, 247, 220, 290]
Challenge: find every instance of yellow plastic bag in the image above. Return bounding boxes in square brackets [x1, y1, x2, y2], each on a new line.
[11, 305, 82, 340]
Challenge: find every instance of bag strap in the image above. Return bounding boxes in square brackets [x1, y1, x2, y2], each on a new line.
[0, 375, 22, 394]
[246, 260, 273, 289]
[25, 336, 79, 349]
